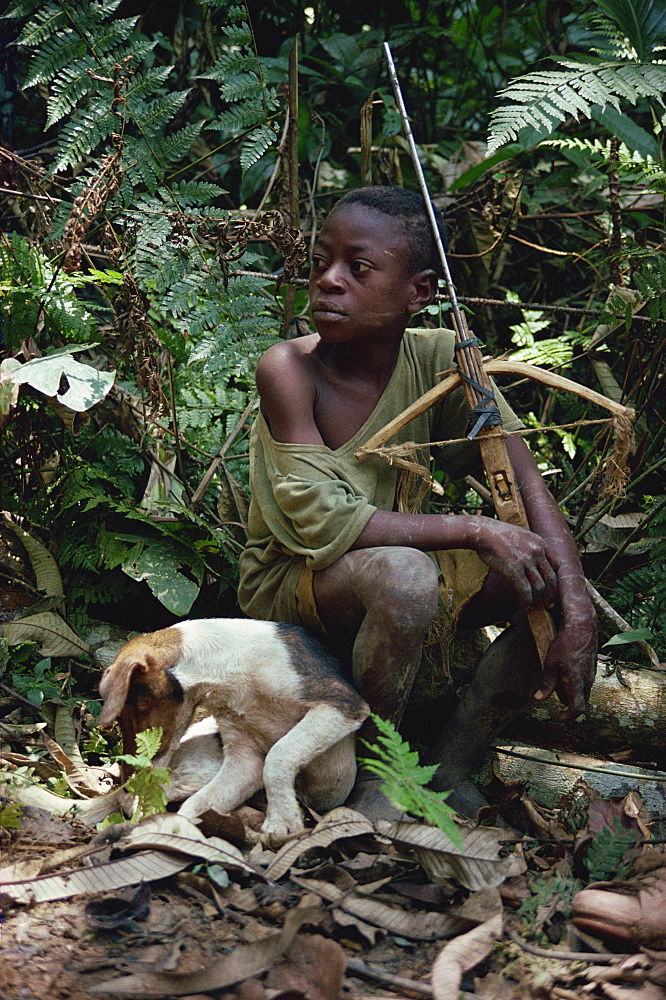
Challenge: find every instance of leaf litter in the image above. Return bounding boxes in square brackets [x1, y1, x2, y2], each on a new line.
[2, 763, 666, 999]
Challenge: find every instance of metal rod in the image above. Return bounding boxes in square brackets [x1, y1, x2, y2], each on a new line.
[383, 43, 467, 340]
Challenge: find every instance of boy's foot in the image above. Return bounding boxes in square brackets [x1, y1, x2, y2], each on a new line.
[572, 850, 666, 947]
[344, 776, 409, 823]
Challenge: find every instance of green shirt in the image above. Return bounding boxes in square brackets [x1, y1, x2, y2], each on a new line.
[238, 328, 522, 623]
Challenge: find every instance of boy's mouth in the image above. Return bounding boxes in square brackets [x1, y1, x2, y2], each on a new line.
[311, 302, 346, 319]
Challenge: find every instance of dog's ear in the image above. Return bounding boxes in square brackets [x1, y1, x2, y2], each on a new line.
[98, 656, 152, 727]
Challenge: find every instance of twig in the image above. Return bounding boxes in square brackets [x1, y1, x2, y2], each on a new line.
[165, 353, 190, 504]
[346, 959, 433, 997]
[0, 185, 64, 203]
[0, 680, 43, 712]
[495, 745, 666, 783]
[507, 928, 631, 964]
[189, 397, 257, 509]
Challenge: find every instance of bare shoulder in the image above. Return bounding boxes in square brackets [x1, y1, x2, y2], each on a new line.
[255, 335, 323, 444]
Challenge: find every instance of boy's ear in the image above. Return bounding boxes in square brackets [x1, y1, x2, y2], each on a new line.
[408, 269, 438, 313]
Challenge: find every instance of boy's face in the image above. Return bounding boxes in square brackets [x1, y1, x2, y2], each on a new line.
[309, 204, 433, 344]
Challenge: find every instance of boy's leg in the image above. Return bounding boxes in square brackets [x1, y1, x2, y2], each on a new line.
[312, 545, 440, 725]
[312, 546, 440, 819]
[426, 569, 542, 815]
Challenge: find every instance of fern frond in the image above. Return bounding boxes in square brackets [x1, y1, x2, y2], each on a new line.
[168, 180, 227, 205]
[51, 99, 116, 174]
[131, 90, 190, 136]
[216, 103, 272, 133]
[45, 36, 154, 128]
[124, 66, 173, 103]
[488, 59, 666, 153]
[219, 73, 265, 103]
[23, 33, 85, 88]
[200, 54, 266, 82]
[240, 124, 278, 171]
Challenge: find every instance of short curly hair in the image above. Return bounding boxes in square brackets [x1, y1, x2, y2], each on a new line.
[329, 186, 446, 277]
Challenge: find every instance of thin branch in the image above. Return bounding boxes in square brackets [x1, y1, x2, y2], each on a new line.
[507, 929, 631, 964]
[189, 397, 257, 509]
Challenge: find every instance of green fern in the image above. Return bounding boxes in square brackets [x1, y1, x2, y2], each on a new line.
[117, 727, 170, 821]
[585, 818, 637, 881]
[488, 59, 666, 153]
[0, 234, 101, 348]
[488, 0, 666, 152]
[359, 714, 462, 846]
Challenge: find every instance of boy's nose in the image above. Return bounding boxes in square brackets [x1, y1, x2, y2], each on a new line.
[315, 263, 346, 291]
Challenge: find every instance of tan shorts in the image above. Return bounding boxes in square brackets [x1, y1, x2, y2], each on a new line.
[294, 547, 488, 642]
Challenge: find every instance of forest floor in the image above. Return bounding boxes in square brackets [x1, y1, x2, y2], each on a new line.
[2, 758, 666, 1000]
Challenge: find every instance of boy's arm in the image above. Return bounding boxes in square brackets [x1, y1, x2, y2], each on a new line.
[507, 435, 597, 720]
[351, 438, 596, 719]
[255, 339, 325, 446]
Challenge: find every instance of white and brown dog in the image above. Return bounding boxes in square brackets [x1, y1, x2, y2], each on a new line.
[98, 618, 368, 839]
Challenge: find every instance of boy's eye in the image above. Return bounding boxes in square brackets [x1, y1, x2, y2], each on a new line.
[311, 254, 327, 270]
[350, 260, 371, 274]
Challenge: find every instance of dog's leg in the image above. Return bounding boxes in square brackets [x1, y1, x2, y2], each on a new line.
[177, 739, 264, 821]
[261, 704, 362, 840]
[298, 733, 357, 813]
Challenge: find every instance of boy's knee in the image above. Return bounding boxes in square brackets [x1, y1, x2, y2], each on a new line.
[361, 547, 439, 627]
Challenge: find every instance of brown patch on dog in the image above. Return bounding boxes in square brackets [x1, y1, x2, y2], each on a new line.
[274, 624, 368, 723]
[98, 628, 184, 755]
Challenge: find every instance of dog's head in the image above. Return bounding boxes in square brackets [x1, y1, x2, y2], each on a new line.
[98, 629, 185, 760]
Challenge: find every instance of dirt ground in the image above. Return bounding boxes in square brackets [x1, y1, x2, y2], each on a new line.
[2, 782, 666, 1000]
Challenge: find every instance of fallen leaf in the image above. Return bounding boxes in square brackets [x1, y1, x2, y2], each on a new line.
[292, 874, 466, 941]
[89, 906, 324, 995]
[118, 813, 263, 879]
[430, 912, 503, 1000]
[266, 934, 346, 1000]
[265, 808, 375, 881]
[331, 908, 381, 945]
[84, 882, 152, 930]
[2, 848, 191, 904]
[377, 819, 524, 890]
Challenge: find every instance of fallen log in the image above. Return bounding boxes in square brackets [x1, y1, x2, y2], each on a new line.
[506, 660, 666, 765]
[493, 743, 666, 815]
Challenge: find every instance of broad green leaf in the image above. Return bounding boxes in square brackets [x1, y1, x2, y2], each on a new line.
[603, 628, 655, 646]
[122, 542, 201, 616]
[10, 353, 115, 412]
[591, 105, 661, 159]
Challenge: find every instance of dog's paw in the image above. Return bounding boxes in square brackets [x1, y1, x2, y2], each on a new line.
[260, 810, 305, 848]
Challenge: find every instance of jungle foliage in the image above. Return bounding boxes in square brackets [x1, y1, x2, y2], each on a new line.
[0, 0, 664, 712]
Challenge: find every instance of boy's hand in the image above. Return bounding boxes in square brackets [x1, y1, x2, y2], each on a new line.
[468, 519, 560, 611]
[535, 603, 598, 720]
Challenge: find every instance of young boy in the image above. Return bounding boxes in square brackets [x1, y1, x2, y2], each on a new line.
[238, 186, 597, 817]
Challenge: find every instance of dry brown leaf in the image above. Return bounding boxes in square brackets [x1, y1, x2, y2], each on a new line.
[2, 848, 191, 904]
[453, 887, 503, 925]
[88, 906, 324, 995]
[266, 934, 346, 1000]
[265, 807, 375, 881]
[376, 819, 524, 890]
[331, 908, 381, 945]
[430, 912, 503, 1000]
[598, 985, 666, 1000]
[119, 813, 260, 877]
[42, 731, 113, 797]
[292, 875, 466, 941]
